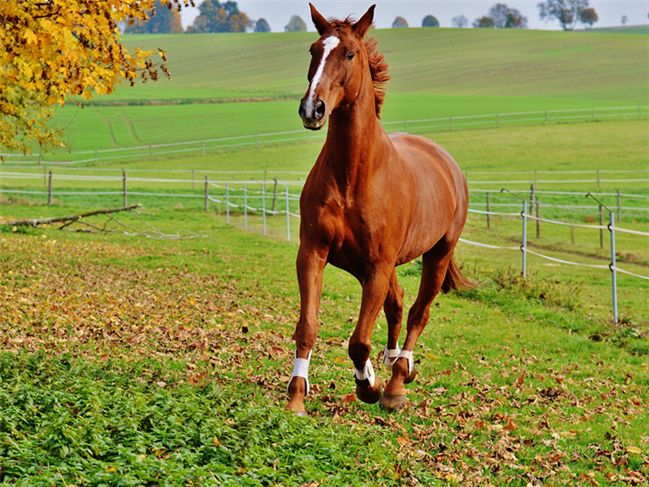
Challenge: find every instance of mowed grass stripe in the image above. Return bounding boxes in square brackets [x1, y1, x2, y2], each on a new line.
[111, 28, 649, 102]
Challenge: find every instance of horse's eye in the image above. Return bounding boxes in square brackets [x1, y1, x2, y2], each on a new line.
[346, 51, 356, 60]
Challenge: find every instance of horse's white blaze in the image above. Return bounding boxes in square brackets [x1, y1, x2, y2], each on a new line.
[306, 35, 340, 115]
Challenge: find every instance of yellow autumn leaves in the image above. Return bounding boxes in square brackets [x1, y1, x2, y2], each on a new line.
[0, 0, 193, 154]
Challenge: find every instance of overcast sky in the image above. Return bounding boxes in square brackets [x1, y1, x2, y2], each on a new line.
[180, 1, 649, 31]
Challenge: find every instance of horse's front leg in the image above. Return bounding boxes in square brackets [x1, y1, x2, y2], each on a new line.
[349, 266, 393, 404]
[286, 245, 328, 416]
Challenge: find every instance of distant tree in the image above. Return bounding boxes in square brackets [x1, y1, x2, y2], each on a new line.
[285, 15, 307, 32]
[392, 16, 409, 28]
[422, 15, 440, 27]
[580, 7, 598, 28]
[473, 16, 495, 28]
[254, 18, 271, 32]
[190, 0, 250, 33]
[505, 9, 528, 28]
[452, 15, 469, 28]
[125, 0, 183, 34]
[482, 3, 528, 28]
[621, 15, 628, 26]
[538, 0, 595, 31]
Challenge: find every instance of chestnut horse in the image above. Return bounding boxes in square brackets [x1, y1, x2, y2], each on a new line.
[287, 4, 470, 415]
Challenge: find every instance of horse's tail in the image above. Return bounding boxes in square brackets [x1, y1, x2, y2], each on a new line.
[441, 257, 473, 293]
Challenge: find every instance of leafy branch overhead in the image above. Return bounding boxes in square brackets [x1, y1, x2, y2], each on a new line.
[0, 0, 194, 154]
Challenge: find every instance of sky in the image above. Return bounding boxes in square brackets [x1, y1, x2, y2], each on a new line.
[180, 1, 649, 31]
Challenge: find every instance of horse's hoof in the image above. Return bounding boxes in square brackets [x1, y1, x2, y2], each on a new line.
[355, 377, 383, 404]
[380, 392, 407, 411]
[404, 367, 418, 385]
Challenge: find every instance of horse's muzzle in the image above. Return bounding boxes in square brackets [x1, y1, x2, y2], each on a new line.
[299, 98, 326, 130]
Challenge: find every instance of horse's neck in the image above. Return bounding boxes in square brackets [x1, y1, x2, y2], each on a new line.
[323, 91, 384, 192]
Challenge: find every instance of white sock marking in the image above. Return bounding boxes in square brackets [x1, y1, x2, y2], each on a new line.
[306, 35, 340, 115]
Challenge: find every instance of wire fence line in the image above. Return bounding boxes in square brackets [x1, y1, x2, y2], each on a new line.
[4, 168, 649, 225]
[2, 175, 647, 321]
[1, 105, 647, 165]
[460, 205, 648, 324]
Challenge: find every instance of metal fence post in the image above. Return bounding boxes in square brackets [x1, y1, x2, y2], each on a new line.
[262, 185, 267, 236]
[204, 176, 208, 212]
[609, 212, 618, 324]
[285, 184, 291, 242]
[616, 190, 621, 222]
[243, 184, 248, 230]
[226, 183, 230, 224]
[47, 170, 52, 206]
[122, 169, 127, 208]
[521, 201, 528, 278]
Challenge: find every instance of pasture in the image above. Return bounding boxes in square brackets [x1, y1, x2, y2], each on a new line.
[12, 27, 649, 156]
[1, 25, 648, 484]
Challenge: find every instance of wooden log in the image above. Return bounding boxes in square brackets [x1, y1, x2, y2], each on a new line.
[5, 204, 141, 228]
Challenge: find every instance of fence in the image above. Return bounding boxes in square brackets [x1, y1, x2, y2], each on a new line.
[1, 105, 646, 165]
[460, 202, 649, 324]
[3, 169, 649, 221]
[2, 170, 648, 322]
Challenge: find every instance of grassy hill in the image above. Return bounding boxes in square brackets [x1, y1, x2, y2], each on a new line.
[112, 28, 649, 103]
[35, 27, 649, 154]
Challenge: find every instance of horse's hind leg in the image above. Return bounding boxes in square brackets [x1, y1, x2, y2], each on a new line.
[381, 239, 455, 411]
[381, 269, 404, 368]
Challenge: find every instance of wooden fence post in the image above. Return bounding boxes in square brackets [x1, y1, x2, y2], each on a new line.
[598, 204, 604, 249]
[271, 178, 278, 213]
[122, 169, 127, 208]
[535, 201, 541, 239]
[485, 192, 491, 229]
[204, 176, 209, 212]
[47, 171, 52, 206]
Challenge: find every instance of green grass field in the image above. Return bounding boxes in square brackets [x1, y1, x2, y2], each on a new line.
[13, 27, 647, 156]
[1, 24, 648, 485]
[1, 208, 647, 484]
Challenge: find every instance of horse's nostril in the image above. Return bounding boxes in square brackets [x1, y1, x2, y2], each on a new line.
[298, 101, 306, 118]
[314, 100, 325, 120]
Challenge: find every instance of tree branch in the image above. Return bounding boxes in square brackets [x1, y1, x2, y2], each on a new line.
[4, 204, 141, 227]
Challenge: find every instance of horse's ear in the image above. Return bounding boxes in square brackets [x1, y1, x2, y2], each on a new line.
[309, 3, 330, 35]
[353, 4, 375, 37]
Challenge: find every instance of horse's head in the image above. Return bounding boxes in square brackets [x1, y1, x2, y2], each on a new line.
[299, 3, 376, 130]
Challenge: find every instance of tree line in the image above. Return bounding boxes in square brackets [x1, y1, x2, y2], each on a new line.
[126, 1, 611, 34]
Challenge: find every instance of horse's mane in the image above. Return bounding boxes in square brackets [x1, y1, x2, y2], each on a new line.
[331, 19, 390, 118]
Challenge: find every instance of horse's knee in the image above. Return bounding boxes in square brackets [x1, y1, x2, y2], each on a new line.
[348, 339, 370, 370]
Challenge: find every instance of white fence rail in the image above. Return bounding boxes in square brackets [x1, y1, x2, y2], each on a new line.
[2, 105, 646, 165]
[2, 175, 647, 322]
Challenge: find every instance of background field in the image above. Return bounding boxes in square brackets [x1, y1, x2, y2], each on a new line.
[1, 25, 648, 485]
[6, 27, 647, 155]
